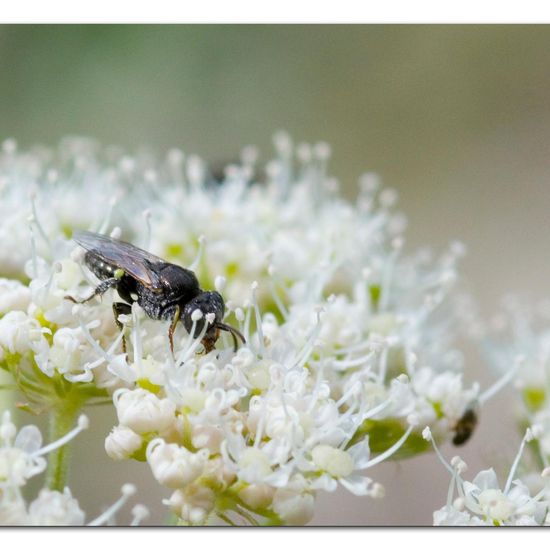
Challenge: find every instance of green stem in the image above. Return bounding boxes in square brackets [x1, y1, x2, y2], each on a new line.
[217, 512, 237, 526]
[45, 400, 81, 491]
[0, 370, 14, 413]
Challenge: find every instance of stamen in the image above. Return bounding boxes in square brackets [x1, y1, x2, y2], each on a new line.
[33, 415, 89, 458]
[188, 235, 206, 272]
[77, 315, 112, 364]
[176, 318, 210, 364]
[253, 397, 267, 449]
[107, 327, 126, 355]
[243, 300, 252, 343]
[267, 266, 289, 320]
[423, 427, 456, 477]
[359, 396, 392, 422]
[379, 240, 403, 312]
[250, 282, 265, 357]
[97, 196, 117, 235]
[39, 262, 62, 302]
[404, 347, 417, 376]
[28, 218, 38, 279]
[215, 275, 226, 293]
[331, 339, 379, 356]
[306, 355, 326, 414]
[479, 356, 522, 405]
[0, 411, 16, 443]
[131, 303, 144, 374]
[29, 191, 50, 248]
[130, 504, 150, 526]
[292, 308, 323, 370]
[361, 424, 414, 469]
[446, 466, 458, 508]
[88, 484, 137, 526]
[142, 209, 152, 250]
[369, 482, 385, 499]
[332, 350, 376, 370]
[110, 226, 122, 240]
[335, 381, 361, 409]
[504, 427, 533, 494]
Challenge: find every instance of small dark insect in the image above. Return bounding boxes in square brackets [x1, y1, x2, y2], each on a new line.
[68, 230, 245, 356]
[452, 408, 478, 446]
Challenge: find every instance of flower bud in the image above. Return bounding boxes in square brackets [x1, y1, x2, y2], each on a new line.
[114, 388, 176, 434]
[272, 487, 315, 526]
[105, 425, 143, 461]
[0, 279, 31, 314]
[54, 260, 82, 291]
[238, 448, 272, 483]
[239, 484, 275, 510]
[180, 388, 206, 414]
[191, 425, 223, 454]
[246, 361, 271, 391]
[311, 445, 354, 478]
[164, 485, 215, 525]
[147, 439, 208, 489]
[0, 311, 44, 355]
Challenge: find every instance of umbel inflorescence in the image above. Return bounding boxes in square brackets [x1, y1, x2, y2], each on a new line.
[0, 133, 544, 525]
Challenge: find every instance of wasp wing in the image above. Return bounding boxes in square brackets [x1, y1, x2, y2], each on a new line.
[73, 230, 166, 289]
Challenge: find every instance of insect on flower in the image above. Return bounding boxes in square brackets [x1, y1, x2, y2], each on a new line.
[68, 230, 245, 355]
[452, 407, 478, 446]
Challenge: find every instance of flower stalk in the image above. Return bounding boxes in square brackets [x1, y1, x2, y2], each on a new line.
[45, 399, 82, 492]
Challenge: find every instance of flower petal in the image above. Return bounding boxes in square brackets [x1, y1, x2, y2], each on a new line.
[339, 475, 374, 496]
[14, 425, 43, 453]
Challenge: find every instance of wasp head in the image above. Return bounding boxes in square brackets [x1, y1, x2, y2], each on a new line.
[182, 291, 245, 353]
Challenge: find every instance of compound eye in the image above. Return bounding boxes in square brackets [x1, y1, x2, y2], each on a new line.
[182, 291, 225, 337]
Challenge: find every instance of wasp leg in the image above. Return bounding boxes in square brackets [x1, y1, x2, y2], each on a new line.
[112, 302, 132, 356]
[66, 277, 120, 304]
[168, 305, 181, 356]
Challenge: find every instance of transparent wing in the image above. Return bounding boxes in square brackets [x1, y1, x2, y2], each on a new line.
[73, 230, 166, 289]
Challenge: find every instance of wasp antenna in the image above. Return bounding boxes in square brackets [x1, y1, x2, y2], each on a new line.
[216, 322, 246, 352]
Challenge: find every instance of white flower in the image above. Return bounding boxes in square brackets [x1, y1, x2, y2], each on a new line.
[0, 410, 147, 526]
[0, 495, 28, 525]
[433, 505, 483, 526]
[430, 427, 549, 526]
[0, 410, 88, 487]
[164, 485, 216, 525]
[28, 488, 85, 526]
[410, 367, 479, 438]
[272, 475, 315, 526]
[0, 311, 48, 358]
[0, 278, 31, 314]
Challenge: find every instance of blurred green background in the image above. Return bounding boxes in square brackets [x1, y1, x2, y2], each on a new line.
[2, 24, 550, 525]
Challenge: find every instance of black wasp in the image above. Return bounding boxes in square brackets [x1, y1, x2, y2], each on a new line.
[69, 230, 245, 355]
[452, 407, 478, 446]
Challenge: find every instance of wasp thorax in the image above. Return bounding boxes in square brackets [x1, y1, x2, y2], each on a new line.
[182, 291, 225, 338]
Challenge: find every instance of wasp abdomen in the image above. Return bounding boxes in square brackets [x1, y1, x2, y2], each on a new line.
[85, 251, 119, 280]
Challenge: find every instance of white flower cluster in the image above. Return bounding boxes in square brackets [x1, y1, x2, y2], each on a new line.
[462, 296, 550, 463]
[0, 410, 146, 525]
[425, 426, 550, 525]
[0, 134, 501, 525]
